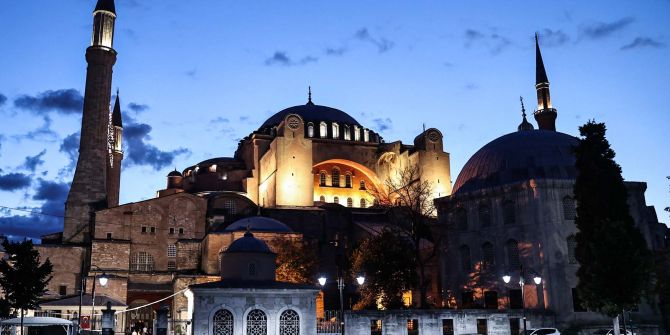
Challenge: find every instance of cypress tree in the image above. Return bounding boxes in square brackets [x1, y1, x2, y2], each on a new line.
[573, 121, 653, 316]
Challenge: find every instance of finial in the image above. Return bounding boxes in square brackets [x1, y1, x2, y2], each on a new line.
[244, 225, 253, 237]
[307, 86, 313, 105]
[116, 88, 119, 96]
[517, 96, 535, 132]
[520, 96, 526, 117]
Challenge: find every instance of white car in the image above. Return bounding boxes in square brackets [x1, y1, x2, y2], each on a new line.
[525, 328, 561, 335]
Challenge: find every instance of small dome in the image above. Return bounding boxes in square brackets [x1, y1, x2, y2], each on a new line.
[226, 216, 293, 233]
[226, 231, 273, 254]
[167, 170, 183, 177]
[259, 103, 361, 130]
[453, 130, 578, 194]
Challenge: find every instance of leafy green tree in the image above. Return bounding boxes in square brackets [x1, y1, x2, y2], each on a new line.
[0, 239, 53, 331]
[573, 121, 653, 318]
[350, 229, 417, 310]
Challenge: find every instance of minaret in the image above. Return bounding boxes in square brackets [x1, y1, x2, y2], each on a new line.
[106, 91, 123, 207]
[533, 33, 558, 131]
[64, 0, 117, 243]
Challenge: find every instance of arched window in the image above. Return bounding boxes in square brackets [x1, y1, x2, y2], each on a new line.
[212, 309, 233, 335]
[307, 123, 314, 137]
[279, 309, 300, 335]
[319, 122, 327, 138]
[332, 168, 340, 187]
[563, 196, 576, 220]
[333, 196, 339, 204]
[363, 129, 370, 142]
[459, 245, 471, 271]
[343, 125, 351, 140]
[347, 198, 353, 207]
[224, 199, 236, 215]
[503, 200, 515, 225]
[360, 198, 367, 208]
[319, 172, 326, 186]
[246, 309, 267, 335]
[455, 208, 468, 231]
[567, 235, 577, 264]
[131, 252, 155, 272]
[359, 180, 366, 190]
[354, 125, 361, 141]
[345, 173, 352, 188]
[319, 195, 325, 202]
[506, 239, 520, 268]
[478, 205, 491, 227]
[482, 242, 495, 268]
[332, 123, 340, 138]
[167, 245, 176, 258]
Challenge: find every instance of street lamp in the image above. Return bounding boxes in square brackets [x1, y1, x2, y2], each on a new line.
[78, 265, 108, 334]
[502, 266, 542, 335]
[318, 274, 365, 335]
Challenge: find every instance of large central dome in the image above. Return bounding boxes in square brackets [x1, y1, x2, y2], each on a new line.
[259, 102, 361, 130]
[453, 130, 578, 194]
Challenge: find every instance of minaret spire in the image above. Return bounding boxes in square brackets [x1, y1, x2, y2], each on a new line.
[518, 96, 534, 131]
[533, 33, 558, 131]
[307, 86, 314, 105]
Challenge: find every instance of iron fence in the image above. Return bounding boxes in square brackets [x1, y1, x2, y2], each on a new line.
[316, 310, 341, 334]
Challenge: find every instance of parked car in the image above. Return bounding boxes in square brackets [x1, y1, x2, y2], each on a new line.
[524, 328, 561, 335]
[592, 329, 633, 335]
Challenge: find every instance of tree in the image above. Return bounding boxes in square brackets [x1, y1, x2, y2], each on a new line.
[573, 121, 653, 322]
[0, 239, 53, 332]
[350, 229, 417, 310]
[273, 238, 318, 284]
[368, 165, 438, 308]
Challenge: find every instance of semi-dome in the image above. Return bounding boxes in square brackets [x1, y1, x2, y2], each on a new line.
[453, 130, 578, 194]
[225, 216, 293, 233]
[226, 231, 273, 254]
[260, 103, 361, 130]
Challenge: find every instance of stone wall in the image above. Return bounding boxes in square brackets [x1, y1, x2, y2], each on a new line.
[35, 245, 87, 299]
[92, 240, 130, 271]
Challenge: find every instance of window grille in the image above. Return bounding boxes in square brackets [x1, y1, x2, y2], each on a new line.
[167, 261, 176, 271]
[563, 196, 576, 220]
[212, 309, 233, 335]
[224, 199, 236, 215]
[279, 309, 300, 335]
[131, 252, 155, 272]
[567, 235, 578, 264]
[167, 245, 176, 258]
[246, 309, 267, 335]
[332, 168, 340, 187]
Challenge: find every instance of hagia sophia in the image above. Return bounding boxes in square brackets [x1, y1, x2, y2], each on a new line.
[32, 0, 668, 334]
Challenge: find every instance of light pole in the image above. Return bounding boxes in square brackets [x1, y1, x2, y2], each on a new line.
[318, 274, 365, 335]
[503, 266, 541, 335]
[79, 265, 108, 333]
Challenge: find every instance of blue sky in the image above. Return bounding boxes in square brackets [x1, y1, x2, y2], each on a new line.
[0, 0, 668, 239]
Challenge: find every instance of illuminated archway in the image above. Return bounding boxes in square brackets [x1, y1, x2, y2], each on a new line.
[312, 159, 382, 207]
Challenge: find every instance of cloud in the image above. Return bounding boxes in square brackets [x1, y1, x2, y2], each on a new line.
[124, 121, 190, 170]
[264, 51, 318, 66]
[620, 37, 664, 50]
[372, 118, 392, 132]
[12, 116, 59, 142]
[59, 132, 80, 172]
[325, 47, 347, 56]
[0, 173, 32, 191]
[128, 102, 149, 113]
[538, 29, 570, 47]
[32, 179, 69, 216]
[580, 17, 634, 39]
[0, 93, 6, 107]
[463, 83, 478, 90]
[354, 28, 394, 53]
[211, 117, 229, 124]
[22, 150, 47, 172]
[185, 68, 197, 78]
[464, 29, 511, 55]
[13, 89, 83, 115]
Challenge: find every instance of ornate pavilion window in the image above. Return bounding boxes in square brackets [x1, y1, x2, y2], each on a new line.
[506, 239, 520, 268]
[478, 205, 491, 227]
[345, 173, 352, 188]
[347, 198, 353, 207]
[332, 123, 340, 138]
[567, 235, 578, 264]
[319, 172, 327, 186]
[212, 309, 233, 335]
[482, 242, 495, 269]
[319, 122, 327, 138]
[563, 196, 576, 220]
[459, 245, 471, 271]
[307, 122, 314, 137]
[279, 309, 300, 335]
[332, 168, 340, 187]
[246, 309, 267, 335]
[343, 125, 351, 140]
[502, 200, 515, 225]
[131, 252, 155, 272]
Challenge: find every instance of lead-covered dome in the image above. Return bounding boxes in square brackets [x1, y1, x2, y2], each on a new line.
[226, 231, 273, 254]
[259, 103, 361, 130]
[225, 216, 293, 233]
[453, 130, 578, 194]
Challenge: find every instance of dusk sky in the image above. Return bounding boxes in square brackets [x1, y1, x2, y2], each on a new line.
[0, 0, 668, 240]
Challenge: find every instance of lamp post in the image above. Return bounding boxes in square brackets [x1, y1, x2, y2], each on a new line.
[503, 266, 541, 335]
[78, 265, 108, 334]
[318, 274, 364, 335]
